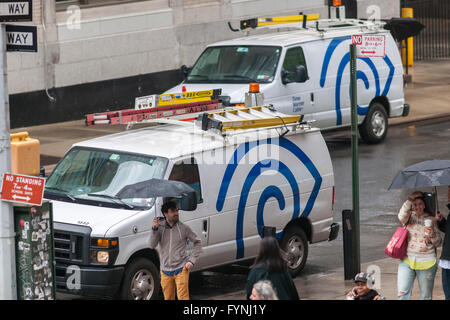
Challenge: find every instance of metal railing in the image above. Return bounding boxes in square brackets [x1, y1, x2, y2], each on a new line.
[405, 0, 450, 60]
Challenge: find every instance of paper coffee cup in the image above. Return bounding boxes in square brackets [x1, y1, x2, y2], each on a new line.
[425, 219, 432, 227]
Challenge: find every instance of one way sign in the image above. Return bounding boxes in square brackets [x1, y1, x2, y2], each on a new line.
[5, 24, 37, 52]
[0, 0, 32, 22]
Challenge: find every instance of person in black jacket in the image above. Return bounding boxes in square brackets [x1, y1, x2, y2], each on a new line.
[436, 186, 450, 300]
[245, 236, 300, 300]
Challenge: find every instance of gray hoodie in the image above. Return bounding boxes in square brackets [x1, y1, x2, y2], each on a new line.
[148, 219, 202, 272]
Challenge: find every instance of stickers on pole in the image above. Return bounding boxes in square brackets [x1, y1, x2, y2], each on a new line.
[352, 34, 386, 58]
[1, 173, 45, 206]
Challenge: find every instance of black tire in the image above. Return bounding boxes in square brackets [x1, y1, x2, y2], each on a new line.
[120, 257, 160, 300]
[280, 225, 308, 277]
[358, 102, 388, 144]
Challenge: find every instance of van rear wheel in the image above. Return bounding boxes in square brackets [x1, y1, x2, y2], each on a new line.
[359, 103, 388, 144]
[120, 257, 160, 300]
[280, 226, 308, 277]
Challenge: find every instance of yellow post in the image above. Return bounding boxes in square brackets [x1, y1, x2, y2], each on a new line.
[401, 8, 414, 67]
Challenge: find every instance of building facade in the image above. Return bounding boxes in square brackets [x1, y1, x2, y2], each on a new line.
[8, 0, 399, 127]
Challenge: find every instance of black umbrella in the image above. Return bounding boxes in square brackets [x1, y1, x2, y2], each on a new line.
[388, 160, 450, 212]
[383, 17, 425, 42]
[116, 178, 197, 211]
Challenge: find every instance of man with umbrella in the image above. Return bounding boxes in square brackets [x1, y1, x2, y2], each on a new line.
[149, 199, 202, 300]
[121, 178, 202, 300]
[436, 186, 450, 300]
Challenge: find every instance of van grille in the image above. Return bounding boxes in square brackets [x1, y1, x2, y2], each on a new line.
[53, 222, 91, 265]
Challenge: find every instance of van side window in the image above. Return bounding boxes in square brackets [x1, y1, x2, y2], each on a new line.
[169, 158, 203, 204]
[282, 47, 308, 82]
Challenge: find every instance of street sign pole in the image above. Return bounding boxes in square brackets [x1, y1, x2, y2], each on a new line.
[349, 43, 360, 275]
[0, 23, 17, 300]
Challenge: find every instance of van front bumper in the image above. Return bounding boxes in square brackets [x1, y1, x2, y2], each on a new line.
[328, 223, 340, 241]
[56, 263, 124, 298]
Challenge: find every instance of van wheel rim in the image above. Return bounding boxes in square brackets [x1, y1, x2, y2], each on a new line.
[371, 111, 386, 137]
[286, 236, 304, 269]
[131, 269, 154, 300]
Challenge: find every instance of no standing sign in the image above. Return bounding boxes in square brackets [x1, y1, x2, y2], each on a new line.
[352, 34, 386, 58]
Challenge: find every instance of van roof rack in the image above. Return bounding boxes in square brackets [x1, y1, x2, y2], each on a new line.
[228, 13, 384, 34]
[195, 105, 303, 136]
[228, 13, 320, 32]
[85, 89, 223, 126]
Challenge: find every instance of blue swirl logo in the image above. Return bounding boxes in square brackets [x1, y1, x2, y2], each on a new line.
[215, 137, 322, 259]
[320, 36, 395, 125]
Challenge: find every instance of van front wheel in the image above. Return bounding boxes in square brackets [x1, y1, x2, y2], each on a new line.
[359, 103, 388, 144]
[280, 226, 308, 277]
[120, 257, 160, 300]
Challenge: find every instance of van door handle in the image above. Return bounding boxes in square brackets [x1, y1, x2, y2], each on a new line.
[310, 92, 315, 104]
[202, 219, 208, 234]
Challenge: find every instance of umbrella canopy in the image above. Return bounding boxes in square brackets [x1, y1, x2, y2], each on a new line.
[116, 178, 196, 199]
[383, 17, 425, 42]
[388, 160, 450, 190]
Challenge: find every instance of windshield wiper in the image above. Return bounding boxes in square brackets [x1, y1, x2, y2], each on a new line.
[223, 75, 257, 82]
[87, 193, 134, 209]
[45, 187, 78, 202]
[45, 186, 70, 193]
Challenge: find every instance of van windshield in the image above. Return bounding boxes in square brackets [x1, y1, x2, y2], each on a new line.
[185, 46, 282, 84]
[45, 147, 168, 210]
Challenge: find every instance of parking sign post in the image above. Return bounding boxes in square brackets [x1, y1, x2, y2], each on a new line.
[349, 43, 360, 277]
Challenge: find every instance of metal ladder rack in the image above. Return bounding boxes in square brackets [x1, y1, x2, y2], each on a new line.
[195, 105, 303, 134]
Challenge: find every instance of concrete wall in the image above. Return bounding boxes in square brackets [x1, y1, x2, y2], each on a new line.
[7, 0, 400, 95]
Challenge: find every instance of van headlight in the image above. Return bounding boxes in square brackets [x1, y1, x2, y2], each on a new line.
[96, 251, 109, 264]
[90, 237, 119, 265]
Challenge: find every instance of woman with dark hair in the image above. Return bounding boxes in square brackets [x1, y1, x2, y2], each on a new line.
[397, 191, 442, 300]
[245, 236, 300, 300]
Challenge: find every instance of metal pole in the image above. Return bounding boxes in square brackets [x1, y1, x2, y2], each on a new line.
[0, 24, 17, 300]
[349, 44, 360, 274]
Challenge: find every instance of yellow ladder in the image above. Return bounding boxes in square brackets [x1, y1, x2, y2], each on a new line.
[196, 106, 303, 133]
[238, 13, 320, 31]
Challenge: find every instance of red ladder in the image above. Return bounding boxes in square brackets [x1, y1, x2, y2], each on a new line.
[85, 99, 222, 126]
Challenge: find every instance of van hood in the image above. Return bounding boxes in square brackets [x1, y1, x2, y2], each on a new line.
[51, 200, 145, 237]
[165, 83, 269, 104]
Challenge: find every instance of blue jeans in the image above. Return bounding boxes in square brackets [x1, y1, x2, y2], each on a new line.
[442, 268, 450, 300]
[397, 261, 437, 300]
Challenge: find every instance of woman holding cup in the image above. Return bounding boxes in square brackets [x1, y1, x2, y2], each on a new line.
[397, 191, 442, 300]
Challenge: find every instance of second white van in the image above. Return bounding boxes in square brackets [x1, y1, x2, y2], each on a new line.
[166, 18, 409, 143]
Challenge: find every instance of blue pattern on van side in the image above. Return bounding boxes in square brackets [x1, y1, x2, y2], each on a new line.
[320, 37, 395, 125]
[216, 137, 322, 259]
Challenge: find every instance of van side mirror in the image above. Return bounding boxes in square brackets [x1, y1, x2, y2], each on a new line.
[281, 65, 308, 84]
[178, 191, 197, 211]
[181, 65, 191, 80]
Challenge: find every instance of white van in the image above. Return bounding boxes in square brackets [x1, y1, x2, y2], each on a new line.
[45, 108, 337, 299]
[166, 18, 409, 144]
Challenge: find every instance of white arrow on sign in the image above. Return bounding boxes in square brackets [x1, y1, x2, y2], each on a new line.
[0, 2, 29, 16]
[12, 194, 30, 201]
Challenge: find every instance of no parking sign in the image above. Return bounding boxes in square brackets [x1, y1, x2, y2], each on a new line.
[352, 34, 386, 58]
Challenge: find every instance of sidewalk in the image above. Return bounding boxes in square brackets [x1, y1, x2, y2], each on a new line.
[10, 59, 450, 301]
